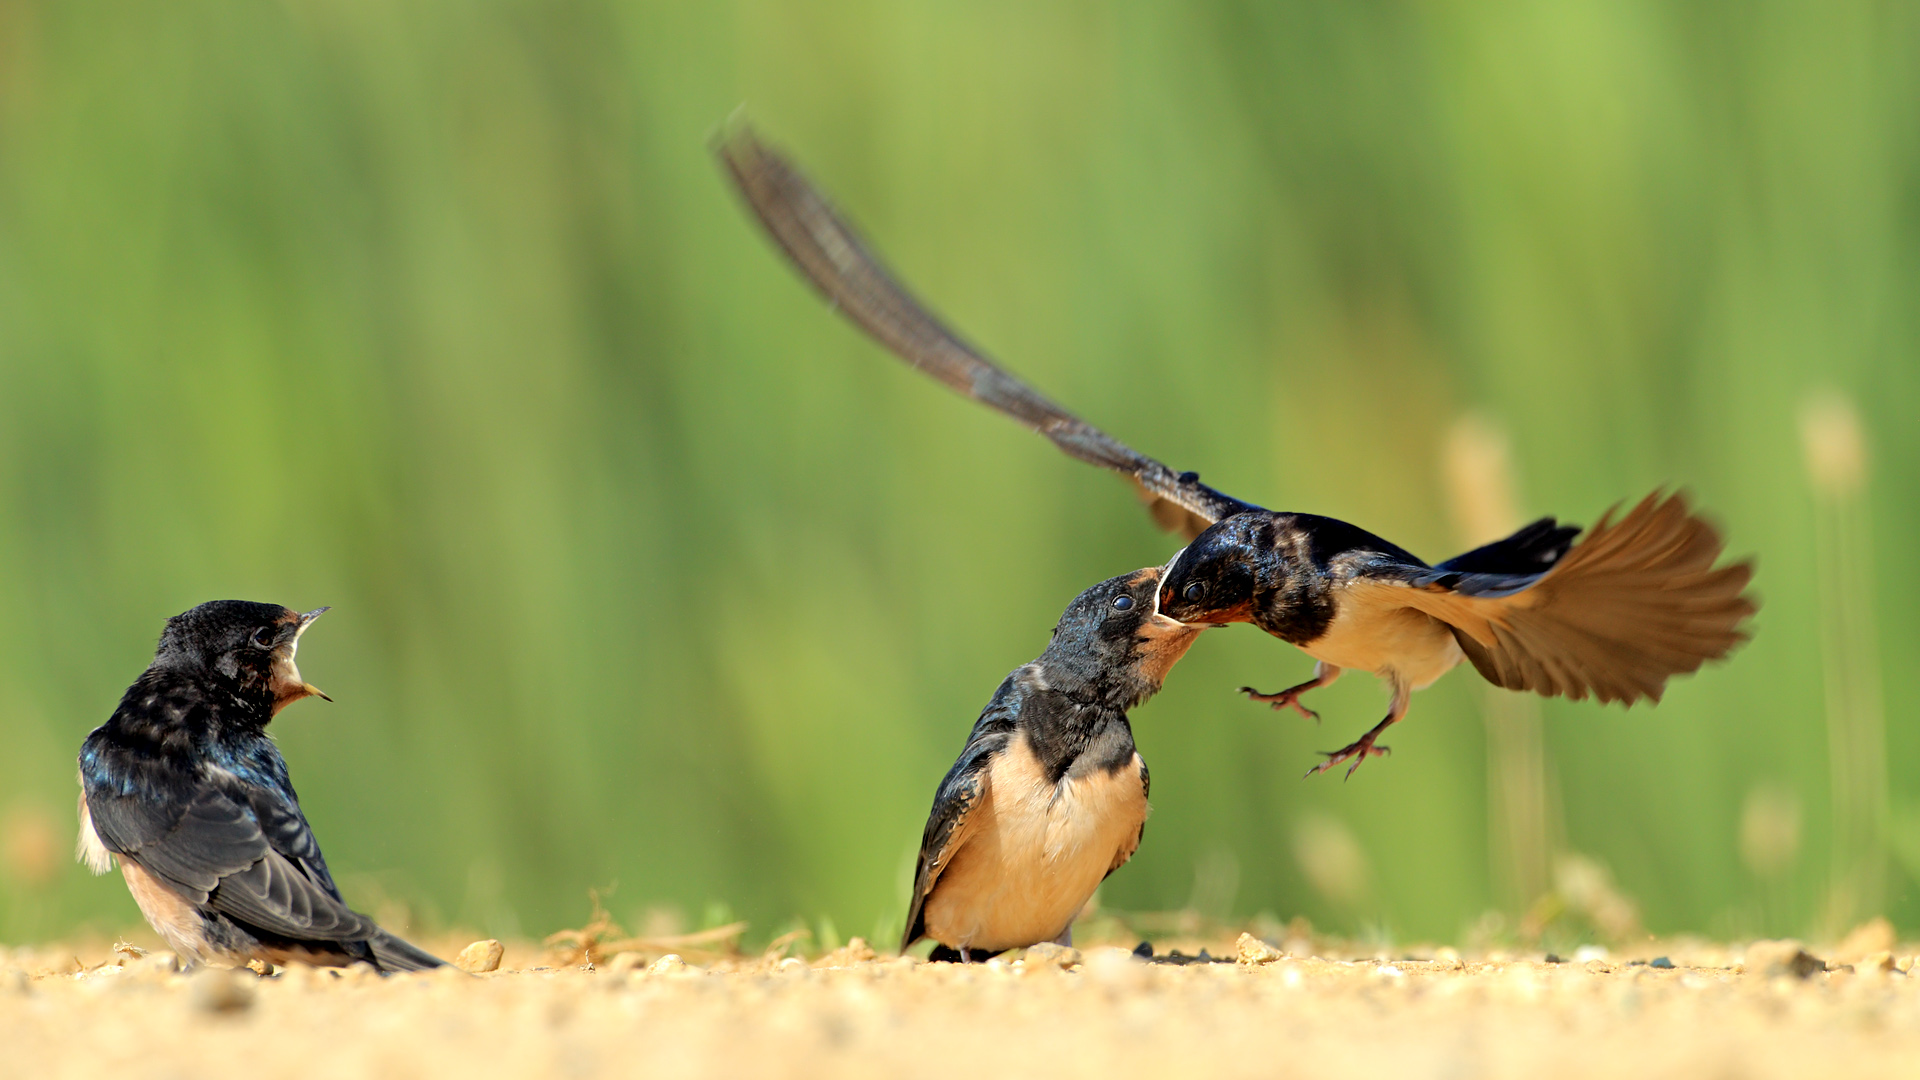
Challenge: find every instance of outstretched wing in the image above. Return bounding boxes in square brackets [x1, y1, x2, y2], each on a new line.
[1435, 517, 1581, 575]
[1348, 491, 1755, 704]
[87, 780, 383, 945]
[716, 125, 1254, 539]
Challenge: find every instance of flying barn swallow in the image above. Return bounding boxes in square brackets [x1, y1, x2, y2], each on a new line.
[77, 601, 444, 971]
[1157, 495, 1752, 776]
[903, 568, 1202, 961]
[717, 126, 1757, 778]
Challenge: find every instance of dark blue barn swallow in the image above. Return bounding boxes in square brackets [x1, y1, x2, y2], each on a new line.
[902, 568, 1203, 961]
[77, 601, 443, 971]
[718, 127, 1756, 779]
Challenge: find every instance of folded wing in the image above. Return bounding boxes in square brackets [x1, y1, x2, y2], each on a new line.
[900, 717, 1013, 951]
[88, 784, 381, 945]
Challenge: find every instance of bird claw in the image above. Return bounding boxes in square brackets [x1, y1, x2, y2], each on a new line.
[1239, 685, 1321, 722]
[1305, 738, 1391, 780]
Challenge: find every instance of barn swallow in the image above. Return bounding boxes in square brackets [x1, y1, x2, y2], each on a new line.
[717, 126, 1757, 778]
[77, 601, 445, 971]
[902, 568, 1202, 961]
[1158, 496, 1753, 776]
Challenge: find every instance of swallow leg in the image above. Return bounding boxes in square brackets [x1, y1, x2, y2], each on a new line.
[1051, 927, 1074, 948]
[1307, 682, 1409, 780]
[1242, 662, 1342, 721]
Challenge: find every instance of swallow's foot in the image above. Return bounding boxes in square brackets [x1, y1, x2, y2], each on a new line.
[1240, 684, 1321, 722]
[1306, 734, 1390, 780]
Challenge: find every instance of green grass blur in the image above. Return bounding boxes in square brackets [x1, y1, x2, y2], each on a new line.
[0, 2, 1914, 948]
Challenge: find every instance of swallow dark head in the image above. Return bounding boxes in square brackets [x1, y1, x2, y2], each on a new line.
[153, 600, 333, 716]
[1157, 513, 1268, 627]
[1040, 566, 1203, 707]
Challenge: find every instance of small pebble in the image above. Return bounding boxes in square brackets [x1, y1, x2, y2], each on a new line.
[1236, 933, 1284, 966]
[1023, 942, 1081, 970]
[1858, 951, 1896, 974]
[819, 937, 879, 967]
[652, 954, 693, 975]
[1744, 940, 1826, 980]
[1082, 948, 1147, 991]
[1649, 957, 1674, 970]
[141, 953, 180, 976]
[455, 939, 505, 974]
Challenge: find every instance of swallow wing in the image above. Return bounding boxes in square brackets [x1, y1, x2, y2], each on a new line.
[1433, 517, 1582, 575]
[717, 125, 1254, 539]
[1104, 755, 1150, 879]
[1347, 491, 1755, 704]
[87, 777, 381, 944]
[900, 697, 1018, 951]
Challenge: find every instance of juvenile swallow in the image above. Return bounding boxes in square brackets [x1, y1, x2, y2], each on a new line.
[902, 568, 1202, 961]
[717, 126, 1756, 778]
[77, 601, 445, 971]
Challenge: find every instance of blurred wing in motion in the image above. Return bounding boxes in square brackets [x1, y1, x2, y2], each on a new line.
[1357, 491, 1756, 704]
[716, 124, 1254, 539]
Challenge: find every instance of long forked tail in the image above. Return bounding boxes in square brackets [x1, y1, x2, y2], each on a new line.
[369, 928, 447, 973]
[715, 123, 1255, 538]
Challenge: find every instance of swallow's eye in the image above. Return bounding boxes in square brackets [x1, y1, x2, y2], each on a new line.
[1111, 595, 1135, 611]
[1182, 582, 1206, 603]
[250, 626, 277, 649]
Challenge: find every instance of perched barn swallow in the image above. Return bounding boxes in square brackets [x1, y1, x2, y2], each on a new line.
[717, 126, 1757, 778]
[903, 568, 1201, 961]
[77, 601, 444, 971]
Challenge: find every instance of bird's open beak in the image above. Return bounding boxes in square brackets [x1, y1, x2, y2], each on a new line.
[274, 607, 333, 707]
[1145, 612, 1201, 636]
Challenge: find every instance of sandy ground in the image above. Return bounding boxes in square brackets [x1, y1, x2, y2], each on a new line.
[5, 931, 1918, 1080]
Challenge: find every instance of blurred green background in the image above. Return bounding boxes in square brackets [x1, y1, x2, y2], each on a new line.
[0, 1, 1914, 950]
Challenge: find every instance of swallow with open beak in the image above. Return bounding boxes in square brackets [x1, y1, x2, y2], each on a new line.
[902, 568, 1203, 961]
[717, 125, 1756, 779]
[77, 601, 444, 971]
[1157, 496, 1753, 776]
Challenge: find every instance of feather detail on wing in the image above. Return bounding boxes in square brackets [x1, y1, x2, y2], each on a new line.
[900, 730, 1006, 952]
[87, 786, 380, 944]
[716, 125, 1254, 534]
[1352, 491, 1755, 705]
